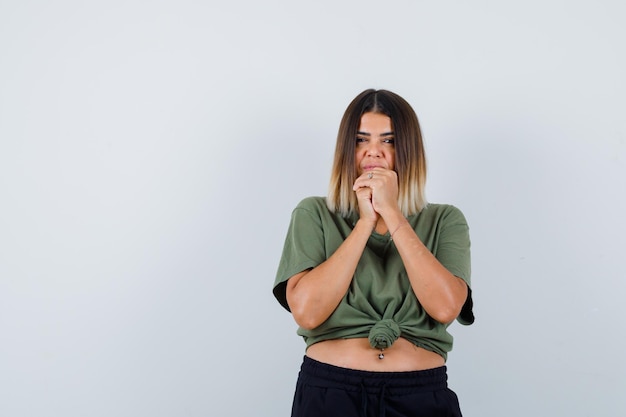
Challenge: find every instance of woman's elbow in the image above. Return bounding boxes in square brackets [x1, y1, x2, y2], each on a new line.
[432, 279, 468, 324]
[290, 304, 324, 330]
[429, 295, 467, 324]
[287, 294, 324, 330]
[430, 306, 461, 325]
[295, 316, 322, 331]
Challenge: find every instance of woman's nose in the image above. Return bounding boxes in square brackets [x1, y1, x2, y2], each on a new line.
[366, 142, 381, 157]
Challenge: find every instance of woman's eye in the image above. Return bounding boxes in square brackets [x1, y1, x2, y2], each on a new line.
[356, 137, 366, 143]
[383, 139, 395, 144]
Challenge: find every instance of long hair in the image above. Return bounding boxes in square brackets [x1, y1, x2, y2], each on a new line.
[327, 89, 427, 217]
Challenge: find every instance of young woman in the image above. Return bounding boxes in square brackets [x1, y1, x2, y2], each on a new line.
[273, 89, 474, 417]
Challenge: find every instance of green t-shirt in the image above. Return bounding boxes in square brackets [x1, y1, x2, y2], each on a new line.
[273, 196, 474, 360]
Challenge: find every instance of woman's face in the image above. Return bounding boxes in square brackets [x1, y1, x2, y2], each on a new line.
[355, 112, 395, 176]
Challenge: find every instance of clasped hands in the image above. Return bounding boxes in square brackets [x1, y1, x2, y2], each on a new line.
[352, 168, 399, 225]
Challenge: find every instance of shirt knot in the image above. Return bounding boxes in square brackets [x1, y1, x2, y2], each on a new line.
[368, 319, 400, 349]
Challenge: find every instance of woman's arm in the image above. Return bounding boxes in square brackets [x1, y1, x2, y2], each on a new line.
[286, 187, 378, 330]
[286, 218, 372, 330]
[355, 167, 468, 324]
[384, 213, 468, 324]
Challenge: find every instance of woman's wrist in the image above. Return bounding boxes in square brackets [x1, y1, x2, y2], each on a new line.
[389, 222, 410, 240]
[355, 218, 377, 232]
[379, 209, 406, 233]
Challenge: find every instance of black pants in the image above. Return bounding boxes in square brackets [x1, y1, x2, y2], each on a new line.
[291, 356, 463, 417]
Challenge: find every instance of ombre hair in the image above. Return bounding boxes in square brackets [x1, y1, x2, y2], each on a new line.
[327, 89, 428, 217]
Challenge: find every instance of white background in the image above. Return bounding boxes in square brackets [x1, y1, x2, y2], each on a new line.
[1, 1, 625, 416]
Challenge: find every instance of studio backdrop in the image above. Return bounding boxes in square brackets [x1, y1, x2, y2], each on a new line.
[1, 1, 625, 416]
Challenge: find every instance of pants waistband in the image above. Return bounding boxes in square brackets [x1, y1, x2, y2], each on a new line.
[299, 356, 449, 393]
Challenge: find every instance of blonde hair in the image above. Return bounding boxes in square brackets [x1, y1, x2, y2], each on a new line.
[327, 89, 427, 217]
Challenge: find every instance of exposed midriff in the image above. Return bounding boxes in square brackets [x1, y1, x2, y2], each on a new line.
[305, 337, 445, 372]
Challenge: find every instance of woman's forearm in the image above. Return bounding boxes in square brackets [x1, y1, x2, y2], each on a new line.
[286, 219, 374, 330]
[384, 212, 468, 324]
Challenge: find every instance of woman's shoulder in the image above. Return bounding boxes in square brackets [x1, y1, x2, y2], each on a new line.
[417, 203, 468, 224]
[292, 196, 350, 223]
[295, 196, 327, 209]
[293, 196, 337, 216]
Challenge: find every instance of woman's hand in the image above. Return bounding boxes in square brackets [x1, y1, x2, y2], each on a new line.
[354, 186, 378, 226]
[353, 168, 400, 219]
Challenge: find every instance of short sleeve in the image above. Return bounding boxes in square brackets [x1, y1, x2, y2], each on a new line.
[272, 198, 328, 311]
[435, 206, 474, 325]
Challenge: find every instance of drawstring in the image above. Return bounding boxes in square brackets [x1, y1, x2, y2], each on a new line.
[360, 381, 368, 416]
[360, 380, 388, 417]
[379, 383, 387, 417]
